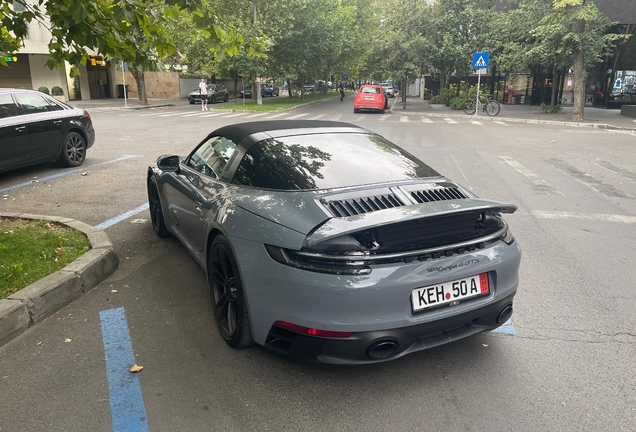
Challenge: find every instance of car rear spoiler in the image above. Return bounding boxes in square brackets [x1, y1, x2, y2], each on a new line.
[304, 199, 517, 248]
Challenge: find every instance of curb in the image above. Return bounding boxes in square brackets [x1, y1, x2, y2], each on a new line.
[394, 110, 636, 132]
[0, 213, 118, 347]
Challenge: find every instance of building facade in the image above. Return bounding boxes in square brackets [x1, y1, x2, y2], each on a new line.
[0, 1, 117, 102]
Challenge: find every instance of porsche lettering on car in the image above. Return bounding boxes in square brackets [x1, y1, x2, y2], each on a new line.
[147, 121, 521, 364]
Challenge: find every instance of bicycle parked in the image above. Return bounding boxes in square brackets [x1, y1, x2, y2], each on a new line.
[462, 94, 501, 116]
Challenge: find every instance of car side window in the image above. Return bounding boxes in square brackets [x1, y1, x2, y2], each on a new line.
[0, 94, 18, 119]
[46, 99, 65, 111]
[14, 93, 51, 114]
[188, 136, 237, 179]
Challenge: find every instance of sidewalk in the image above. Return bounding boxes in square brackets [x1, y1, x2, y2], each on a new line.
[67, 97, 181, 110]
[390, 96, 636, 131]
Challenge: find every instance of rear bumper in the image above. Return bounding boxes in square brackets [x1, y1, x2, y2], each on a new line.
[264, 293, 515, 364]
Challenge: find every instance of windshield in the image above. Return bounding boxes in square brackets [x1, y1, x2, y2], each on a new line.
[232, 133, 439, 191]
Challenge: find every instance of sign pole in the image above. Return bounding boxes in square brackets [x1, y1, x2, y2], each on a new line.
[475, 69, 481, 116]
[120, 61, 128, 108]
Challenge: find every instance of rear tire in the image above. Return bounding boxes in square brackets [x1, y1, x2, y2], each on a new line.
[189, 100, 195, 105]
[485, 100, 501, 116]
[223, 94, 228, 103]
[209, 95, 215, 104]
[58, 132, 86, 167]
[354, 108, 359, 113]
[208, 236, 253, 348]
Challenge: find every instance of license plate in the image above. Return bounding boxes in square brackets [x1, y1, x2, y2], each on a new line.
[411, 273, 489, 313]
[364, 96, 374, 100]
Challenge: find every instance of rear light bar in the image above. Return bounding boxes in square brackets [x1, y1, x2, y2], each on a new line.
[275, 321, 353, 338]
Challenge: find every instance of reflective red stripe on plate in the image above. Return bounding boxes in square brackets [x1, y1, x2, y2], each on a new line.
[411, 273, 489, 313]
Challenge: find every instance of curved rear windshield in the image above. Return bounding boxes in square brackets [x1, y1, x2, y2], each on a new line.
[361, 87, 381, 94]
[232, 133, 439, 190]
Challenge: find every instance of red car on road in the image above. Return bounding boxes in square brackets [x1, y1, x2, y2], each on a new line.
[354, 84, 388, 114]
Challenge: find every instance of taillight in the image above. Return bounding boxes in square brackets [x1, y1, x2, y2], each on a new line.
[275, 321, 353, 338]
[85, 112, 92, 121]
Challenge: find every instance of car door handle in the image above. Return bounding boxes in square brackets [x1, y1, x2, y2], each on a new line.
[15, 126, 26, 132]
[53, 120, 63, 125]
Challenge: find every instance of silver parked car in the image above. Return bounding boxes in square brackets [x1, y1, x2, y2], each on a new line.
[380, 82, 395, 97]
[147, 121, 521, 364]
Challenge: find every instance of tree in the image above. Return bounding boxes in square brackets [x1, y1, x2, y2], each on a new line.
[1, 0, 263, 104]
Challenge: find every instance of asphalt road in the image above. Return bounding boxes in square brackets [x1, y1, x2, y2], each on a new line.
[1, 96, 635, 431]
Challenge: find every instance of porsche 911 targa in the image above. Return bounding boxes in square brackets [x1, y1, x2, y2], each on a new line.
[147, 121, 521, 364]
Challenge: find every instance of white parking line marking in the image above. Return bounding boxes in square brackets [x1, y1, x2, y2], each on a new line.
[244, 113, 266, 118]
[399, 117, 409, 123]
[331, 115, 342, 121]
[500, 156, 560, 195]
[138, 111, 180, 117]
[219, 113, 245, 118]
[470, 120, 483, 125]
[443, 118, 457, 124]
[378, 116, 388, 122]
[287, 113, 308, 119]
[421, 118, 433, 123]
[201, 112, 224, 118]
[533, 210, 636, 224]
[494, 121, 508, 126]
[308, 114, 326, 120]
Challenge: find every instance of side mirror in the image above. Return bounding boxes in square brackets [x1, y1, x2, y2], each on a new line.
[157, 155, 180, 172]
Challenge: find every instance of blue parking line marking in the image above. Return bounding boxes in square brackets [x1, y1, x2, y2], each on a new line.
[490, 318, 517, 335]
[99, 307, 150, 432]
[95, 203, 149, 230]
[0, 155, 140, 194]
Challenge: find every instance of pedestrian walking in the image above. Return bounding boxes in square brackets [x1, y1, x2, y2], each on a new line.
[339, 82, 345, 102]
[199, 77, 208, 110]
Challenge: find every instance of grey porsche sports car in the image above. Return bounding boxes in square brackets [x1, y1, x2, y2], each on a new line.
[147, 121, 521, 364]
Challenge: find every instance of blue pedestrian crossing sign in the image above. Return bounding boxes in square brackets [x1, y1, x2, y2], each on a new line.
[473, 52, 489, 69]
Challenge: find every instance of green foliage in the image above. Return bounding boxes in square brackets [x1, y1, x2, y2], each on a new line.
[51, 86, 64, 96]
[440, 87, 457, 105]
[540, 103, 563, 113]
[0, 218, 91, 298]
[37, 86, 49, 94]
[449, 97, 465, 110]
[429, 95, 444, 104]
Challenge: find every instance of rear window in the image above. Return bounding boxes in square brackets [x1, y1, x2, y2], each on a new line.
[232, 133, 439, 191]
[361, 87, 381, 94]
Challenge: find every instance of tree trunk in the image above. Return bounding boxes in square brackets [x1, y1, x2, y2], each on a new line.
[130, 69, 148, 105]
[572, 19, 586, 121]
[550, 69, 558, 108]
[402, 73, 407, 109]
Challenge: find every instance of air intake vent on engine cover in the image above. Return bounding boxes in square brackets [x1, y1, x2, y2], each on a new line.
[323, 194, 404, 217]
[410, 187, 467, 203]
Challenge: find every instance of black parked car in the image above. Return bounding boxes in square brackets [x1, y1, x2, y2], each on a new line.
[263, 84, 279, 97]
[188, 84, 229, 104]
[0, 88, 95, 174]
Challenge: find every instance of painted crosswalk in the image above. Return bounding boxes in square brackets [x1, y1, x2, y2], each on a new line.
[118, 108, 533, 128]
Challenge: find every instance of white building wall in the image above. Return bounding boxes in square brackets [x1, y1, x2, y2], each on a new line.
[28, 54, 67, 96]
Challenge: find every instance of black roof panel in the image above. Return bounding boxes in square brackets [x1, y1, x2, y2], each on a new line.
[209, 120, 362, 144]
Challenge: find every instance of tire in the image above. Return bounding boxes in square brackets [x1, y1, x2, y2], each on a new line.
[380, 109, 385, 114]
[147, 178, 170, 238]
[189, 100, 195, 105]
[223, 94, 228, 103]
[485, 100, 501, 116]
[57, 131, 86, 167]
[462, 99, 476, 115]
[209, 95, 215, 104]
[208, 236, 253, 348]
[354, 108, 359, 113]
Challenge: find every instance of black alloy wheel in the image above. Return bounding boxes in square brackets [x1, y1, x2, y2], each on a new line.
[58, 131, 86, 167]
[210, 95, 216, 104]
[147, 178, 169, 237]
[208, 236, 253, 348]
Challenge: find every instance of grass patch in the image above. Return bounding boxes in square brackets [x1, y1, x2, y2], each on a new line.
[217, 90, 349, 112]
[0, 218, 91, 299]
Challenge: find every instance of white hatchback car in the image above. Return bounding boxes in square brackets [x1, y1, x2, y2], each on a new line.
[380, 82, 395, 98]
